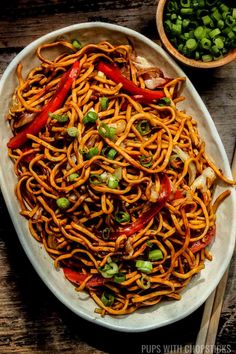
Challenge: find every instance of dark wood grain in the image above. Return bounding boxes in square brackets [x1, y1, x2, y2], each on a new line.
[0, 1, 235, 353]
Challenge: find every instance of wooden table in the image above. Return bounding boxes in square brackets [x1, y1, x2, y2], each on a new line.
[0, 1, 235, 353]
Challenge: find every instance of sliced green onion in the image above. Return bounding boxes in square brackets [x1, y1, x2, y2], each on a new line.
[171, 23, 182, 36]
[113, 167, 122, 180]
[89, 174, 103, 185]
[194, 26, 206, 39]
[135, 260, 153, 274]
[139, 275, 151, 290]
[209, 28, 221, 38]
[178, 43, 184, 52]
[49, 112, 68, 123]
[220, 4, 229, 13]
[186, 38, 198, 51]
[83, 110, 98, 124]
[99, 262, 119, 278]
[158, 97, 171, 106]
[107, 148, 117, 160]
[195, 51, 200, 60]
[233, 8, 236, 20]
[201, 37, 212, 49]
[146, 241, 153, 248]
[100, 97, 109, 111]
[164, 0, 235, 63]
[139, 155, 153, 168]
[85, 146, 99, 160]
[107, 175, 119, 189]
[164, 20, 172, 32]
[211, 45, 220, 55]
[115, 211, 130, 224]
[98, 123, 116, 140]
[180, 8, 193, 15]
[176, 18, 182, 26]
[212, 9, 222, 22]
[202, 54, 213, 62]
[217, 19, 225, 29]
[102, 146, 117, 160]
[225, 15, 235, 27]
[101, 291, 115, 307]
[214, 37, 224, 49]
[167, 1, 177, 12]
[114, 273, 126, 283]
[227, 30, 235, 40]
[202, 15, 212, 26]
[192, 0, 200, 8]
[56, 197, 70, 210]
[67, 127, 78, 137]
[222, 11, 230, 20]
[136, 120, 151, 135]
[72, 39, 82, 50]
[180, 0, 190, 8]
[149, 249, 163, 261]
[183, 18, 190, 28]
[68, 173, 79, 182]
[171, 13, 177, 21]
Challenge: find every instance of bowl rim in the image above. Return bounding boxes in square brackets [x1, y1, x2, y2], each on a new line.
[156, 0, 236, 69]
[0, 21, 236, 333]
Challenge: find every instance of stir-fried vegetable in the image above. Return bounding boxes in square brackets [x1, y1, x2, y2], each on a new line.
[7, 60, 80, 149]
[110, 174, 171, 239]
[97, 61, 165, 102]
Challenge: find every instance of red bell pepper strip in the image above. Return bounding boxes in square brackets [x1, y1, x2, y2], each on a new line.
[63, 268, 105, 288]
[173, 190, 184, 200]
[110, 174, 171, 240]
[7, 60, 80, 149]
[190, 226, 216, 254]
[97, 61, 165, 101]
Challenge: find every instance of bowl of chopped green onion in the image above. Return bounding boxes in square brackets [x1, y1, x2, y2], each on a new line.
[156, 0, 236, 68]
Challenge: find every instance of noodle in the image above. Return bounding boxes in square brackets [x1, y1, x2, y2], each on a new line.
[7, 39, 235, 316]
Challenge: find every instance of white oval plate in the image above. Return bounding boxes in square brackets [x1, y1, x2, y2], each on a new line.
[0, 22, 235, 332]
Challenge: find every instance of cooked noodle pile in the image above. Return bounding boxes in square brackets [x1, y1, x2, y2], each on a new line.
[7, 40, 234, 316]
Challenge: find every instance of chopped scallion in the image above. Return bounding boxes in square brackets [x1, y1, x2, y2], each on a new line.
[49, 112, 68, 123]
[72, 39, 82, 50]
[136, 120, 151, 135]
[135, 260, 153, 274]
[101, 291, 115, 307]
[99, 262, 119, 278]
[85, 146, 99, 160]
[115, 211, 130, 223]
[98, 123, 116, 140]
[202, 54, 213, 61]
[163, 0, 235, 63]
[139, 155, 153, 168]
[114, 273, 126, 283]
[67, 127, 78, 137]
[56, 197, 70, 210]
[89, 174, 103, 185]
[107, 175, 119, 189]
[186, 38, 198, 51]
[68, 173, 79, 182]
[158, 97, 172, 106]
[149, 249, 163, 261]
[100, 97, 109, 111]
[139, 275, 151, 290]
[83, 110, 98, 124]
[107, 148, 117, 160]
